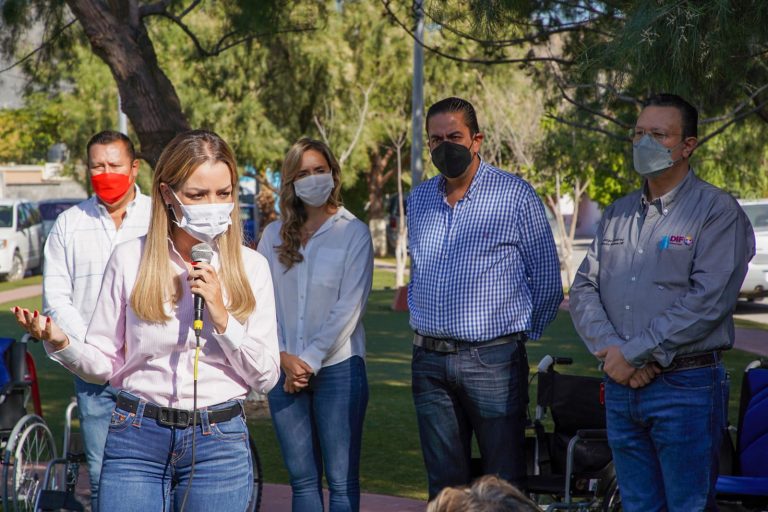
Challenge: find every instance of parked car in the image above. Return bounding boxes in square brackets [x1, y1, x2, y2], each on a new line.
[37, 198, 82, 238]
[0, 199, 45, 281]
[738, 199, 768, 300]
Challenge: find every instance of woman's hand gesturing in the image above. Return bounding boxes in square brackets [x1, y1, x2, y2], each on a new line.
[12, 307, 69, 350]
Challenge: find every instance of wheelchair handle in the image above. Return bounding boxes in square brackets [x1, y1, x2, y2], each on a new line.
[536, 355, 573, 373]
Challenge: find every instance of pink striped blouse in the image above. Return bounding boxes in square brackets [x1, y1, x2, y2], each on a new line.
[47, 237, 281, 409]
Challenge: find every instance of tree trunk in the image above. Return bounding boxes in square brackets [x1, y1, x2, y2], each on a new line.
[367, 147, 395, 257]
[66, 0, 190, 168]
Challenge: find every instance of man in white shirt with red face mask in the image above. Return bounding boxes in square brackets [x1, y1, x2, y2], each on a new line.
[42, 130, 152, 509]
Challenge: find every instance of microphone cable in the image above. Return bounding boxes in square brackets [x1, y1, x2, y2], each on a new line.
[180, 242, 212, 511]
[179, 330, 201, 512]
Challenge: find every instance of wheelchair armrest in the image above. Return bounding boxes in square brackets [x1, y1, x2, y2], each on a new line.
[575, 429, 608, 440]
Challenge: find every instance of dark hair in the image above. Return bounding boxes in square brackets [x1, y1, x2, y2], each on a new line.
[426, 97, 480, 136]
[642, 94, 698, 139]
[86, 130, 136, 163]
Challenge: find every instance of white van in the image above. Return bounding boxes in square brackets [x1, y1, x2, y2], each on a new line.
[738, 199, 768, 300]
[0, 199, 44, 281]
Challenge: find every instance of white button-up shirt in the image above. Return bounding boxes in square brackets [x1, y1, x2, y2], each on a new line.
[257, 207, 374, 373]
[43, 188, 152, 344]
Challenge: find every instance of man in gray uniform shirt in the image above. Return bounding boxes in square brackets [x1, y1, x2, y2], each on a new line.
[570, 94, 755, 512]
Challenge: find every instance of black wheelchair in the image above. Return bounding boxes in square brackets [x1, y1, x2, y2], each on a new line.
[524, 354, 619, 511]
[1, 336, 57, 512]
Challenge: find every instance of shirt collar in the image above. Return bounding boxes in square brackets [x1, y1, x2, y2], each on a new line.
[640, 168, 694, 214]
[166, 236, 220, 269]
[314, 206, 352, 237]
[95, 184, 144, 215]
[437, 158, 488, 202]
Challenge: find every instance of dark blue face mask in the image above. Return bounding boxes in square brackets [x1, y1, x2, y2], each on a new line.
[431, 141, 473, 179]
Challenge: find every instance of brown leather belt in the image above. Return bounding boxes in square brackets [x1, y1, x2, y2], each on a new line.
[413, 332, 526, 354]
[660, 351, 722, 373]
[116, 393, 242, 428]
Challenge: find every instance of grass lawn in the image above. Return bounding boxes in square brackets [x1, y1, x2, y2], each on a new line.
[1, 272, 765, 502]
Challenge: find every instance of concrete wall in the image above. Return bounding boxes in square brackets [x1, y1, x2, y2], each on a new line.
[4, 181, 87, 202]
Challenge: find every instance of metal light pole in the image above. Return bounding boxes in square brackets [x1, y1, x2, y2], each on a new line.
[117, 92, 128, 135]
[410, 0, 425, 188]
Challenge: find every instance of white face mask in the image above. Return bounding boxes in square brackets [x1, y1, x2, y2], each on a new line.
[294, 173, 334, 207]
[169, 190, 234, 244]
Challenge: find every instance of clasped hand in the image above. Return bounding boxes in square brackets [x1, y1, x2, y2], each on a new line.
[280, 352, 313, 394]
[12, 307, 69, 350]
[188, 261, 228, 333]
[595, 345, 660, 389]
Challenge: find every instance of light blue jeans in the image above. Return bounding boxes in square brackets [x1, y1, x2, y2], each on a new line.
[605, 364, 728, 512]
[74, 376, 117, 510]
[268, 356, 369, 512]
[97, 391, 252, 512]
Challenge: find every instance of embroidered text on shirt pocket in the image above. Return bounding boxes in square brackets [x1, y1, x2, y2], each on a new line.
[311, 248, 345, 289]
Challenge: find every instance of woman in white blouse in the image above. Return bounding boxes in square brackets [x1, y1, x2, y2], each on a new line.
[15, 130, 280, 511]
[257, 138, 373, 512]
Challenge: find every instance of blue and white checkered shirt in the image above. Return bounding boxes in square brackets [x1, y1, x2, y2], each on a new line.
[407, 161, 563, 341]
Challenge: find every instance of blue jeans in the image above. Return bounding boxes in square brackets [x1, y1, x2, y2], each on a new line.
[411, 340, 529, 499]
[268, 356, 368, 512]
[97, 391, 252, 512]
[605, 364, 728, 512]
[74, 376, 117, 510]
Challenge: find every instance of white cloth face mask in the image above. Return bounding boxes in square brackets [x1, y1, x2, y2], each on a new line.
[293, 173, 334, 207]
[170, 190, 234, 244]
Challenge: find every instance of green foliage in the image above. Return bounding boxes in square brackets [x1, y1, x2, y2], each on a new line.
[0, 105, 61, 164]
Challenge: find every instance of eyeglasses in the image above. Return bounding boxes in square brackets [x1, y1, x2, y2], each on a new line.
[630, 128, 681, 143]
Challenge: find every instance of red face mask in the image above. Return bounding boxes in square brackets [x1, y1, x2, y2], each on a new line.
[91, 173, 132, 204]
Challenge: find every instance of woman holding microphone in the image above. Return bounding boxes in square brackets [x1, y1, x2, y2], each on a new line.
[257, 138, 373, 512]
[15, 130, 280, 511]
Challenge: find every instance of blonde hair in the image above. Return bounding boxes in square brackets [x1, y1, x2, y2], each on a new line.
[130, 130, 256, 323]
[428, 476, 539, 512]
[276, 138, 342, 269]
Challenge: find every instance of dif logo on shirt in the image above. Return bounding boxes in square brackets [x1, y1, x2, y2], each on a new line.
[659, 234, 694, 250]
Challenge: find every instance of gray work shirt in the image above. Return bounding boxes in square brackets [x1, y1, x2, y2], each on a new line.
[570, 170, 755, 368]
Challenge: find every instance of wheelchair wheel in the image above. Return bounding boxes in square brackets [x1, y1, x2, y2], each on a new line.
[2, 414, 56, 512]
[246, 435, 264, 512]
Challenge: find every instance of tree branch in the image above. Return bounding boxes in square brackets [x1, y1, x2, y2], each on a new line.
[698, 97, 768, 146]
[142, 7, 317, 58]
[546, 113, 630, 142]
[381, 0, 573, 66]
[420, 6, 612, 48]
[138, 0, 172, 18]
[0, 18, 78, 75]
[338, 82, 374, 166]
[313, 114, 331, 147]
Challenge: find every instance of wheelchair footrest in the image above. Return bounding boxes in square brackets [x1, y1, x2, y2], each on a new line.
[37, 490, 85, 511]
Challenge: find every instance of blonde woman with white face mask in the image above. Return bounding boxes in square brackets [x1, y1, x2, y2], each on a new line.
[257, 138, 374, 512]
[14, 130, 280, 511]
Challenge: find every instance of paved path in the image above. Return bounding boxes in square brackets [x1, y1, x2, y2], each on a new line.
[0, 283, 43, 305]
[261, 484, 424, 511]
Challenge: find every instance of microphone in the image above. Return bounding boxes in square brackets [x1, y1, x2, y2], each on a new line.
[191, 242, 214, 336]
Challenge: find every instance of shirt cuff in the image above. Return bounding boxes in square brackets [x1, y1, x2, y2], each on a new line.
[46, 341, 81, 365]
[299, 345, 324, 375]
[620, 336, 657, 368]
[211, 313, 246, 353]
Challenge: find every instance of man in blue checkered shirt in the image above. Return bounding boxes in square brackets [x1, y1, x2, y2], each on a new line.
[408, 97, 563, 499]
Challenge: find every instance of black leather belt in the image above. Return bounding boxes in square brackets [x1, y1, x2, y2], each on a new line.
[413, 332, 526, 353]
[660, 351, 722, 373]
[116, 393, 242, 428]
